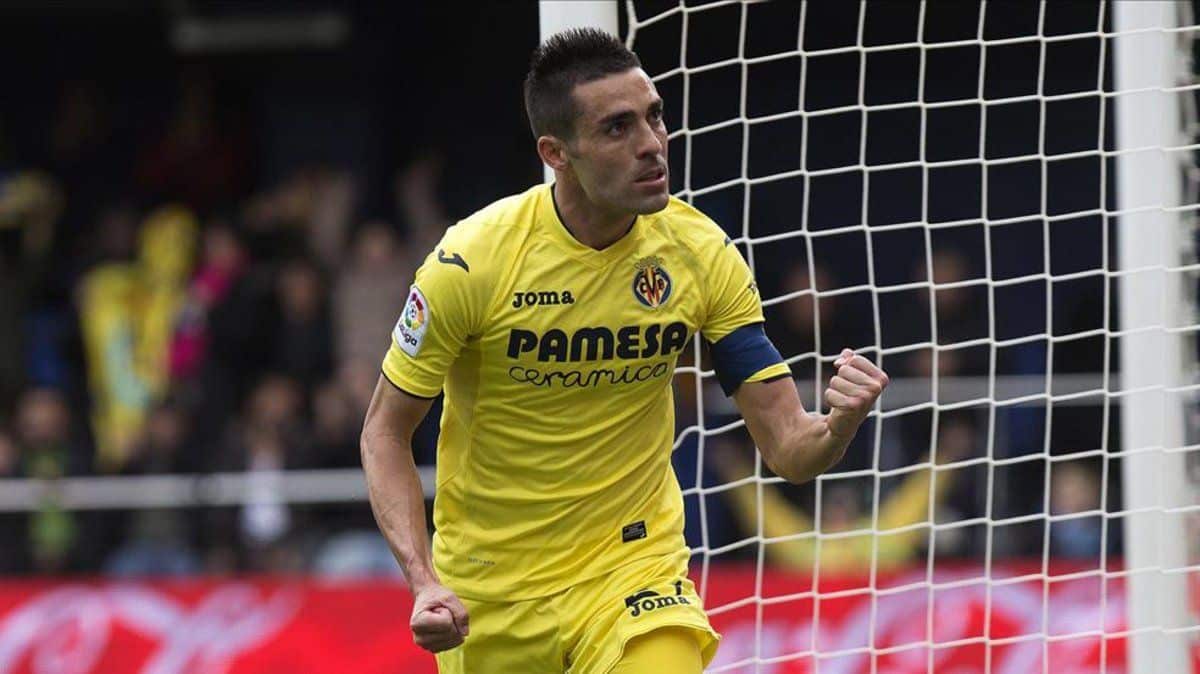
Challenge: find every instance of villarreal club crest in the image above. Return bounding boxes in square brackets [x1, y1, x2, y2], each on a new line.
[633, 256, 672, 309]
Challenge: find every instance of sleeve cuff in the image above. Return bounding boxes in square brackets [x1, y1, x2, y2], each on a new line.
[380, 360, 442, 399]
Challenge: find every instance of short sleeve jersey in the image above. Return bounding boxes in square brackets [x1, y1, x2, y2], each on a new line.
[382, 184, 788, 601]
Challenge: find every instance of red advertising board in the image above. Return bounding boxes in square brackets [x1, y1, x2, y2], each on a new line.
[0, 562, 1195, 673]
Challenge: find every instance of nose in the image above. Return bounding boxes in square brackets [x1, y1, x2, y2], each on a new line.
[636, 120, 664, 159]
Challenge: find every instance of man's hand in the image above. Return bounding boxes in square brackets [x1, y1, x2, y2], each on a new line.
[824, 348, 889, 439]
[410, 583, 470, 653]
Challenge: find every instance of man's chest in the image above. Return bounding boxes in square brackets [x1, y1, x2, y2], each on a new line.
[471, 240, 705, 392]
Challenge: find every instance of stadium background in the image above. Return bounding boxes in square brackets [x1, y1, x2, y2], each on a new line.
[0, 2, 1189, 673]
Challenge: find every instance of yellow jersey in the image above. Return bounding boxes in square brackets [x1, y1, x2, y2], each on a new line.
[381, 184, 788, 600]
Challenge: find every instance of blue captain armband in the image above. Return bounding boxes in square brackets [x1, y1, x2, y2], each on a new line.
[709, 323, 787, 396]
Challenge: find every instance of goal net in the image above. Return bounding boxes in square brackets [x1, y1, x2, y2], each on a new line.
[599, 1, 1200, 672]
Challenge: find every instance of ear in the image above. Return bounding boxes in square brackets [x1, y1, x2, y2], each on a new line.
[537, 135, 571, 173]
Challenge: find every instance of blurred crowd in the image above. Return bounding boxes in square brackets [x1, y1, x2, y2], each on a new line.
[0, 75, 453, 575]
[0, 73, 1117, 578]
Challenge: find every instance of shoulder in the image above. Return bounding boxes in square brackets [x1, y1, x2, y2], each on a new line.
[456, 184, 544, 239]
[431, 185, 543, 275]
[648, 195, 733, 257]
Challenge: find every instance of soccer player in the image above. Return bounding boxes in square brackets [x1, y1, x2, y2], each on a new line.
[360, 28, 889, 673]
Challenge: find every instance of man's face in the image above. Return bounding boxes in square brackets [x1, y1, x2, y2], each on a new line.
[564, 68, 670, 216]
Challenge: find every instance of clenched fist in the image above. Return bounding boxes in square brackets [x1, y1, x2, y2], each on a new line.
[411, 582, 470, 653]
[824, 348, 889, 439]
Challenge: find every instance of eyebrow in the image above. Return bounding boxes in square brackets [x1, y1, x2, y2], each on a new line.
[597, 99, 664, 128]
[597, 109, 636, 128]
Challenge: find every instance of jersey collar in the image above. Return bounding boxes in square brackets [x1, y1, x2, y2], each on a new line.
[540, 183, 645, 268]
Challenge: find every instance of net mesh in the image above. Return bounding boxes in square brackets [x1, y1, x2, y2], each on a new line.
[624, 1, 1200, 671]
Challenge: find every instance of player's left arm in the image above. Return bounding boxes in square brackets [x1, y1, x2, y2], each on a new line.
[731, 348, 888, 484]
[695, 221, 887, 484]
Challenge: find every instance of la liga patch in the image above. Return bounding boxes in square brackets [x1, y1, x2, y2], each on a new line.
[393, 285, 429, 357]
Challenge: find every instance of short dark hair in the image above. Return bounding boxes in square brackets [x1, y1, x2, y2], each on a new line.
[523, 28, 641, 140]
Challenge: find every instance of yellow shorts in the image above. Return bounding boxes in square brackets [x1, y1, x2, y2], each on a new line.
[435, 550, 720, 674]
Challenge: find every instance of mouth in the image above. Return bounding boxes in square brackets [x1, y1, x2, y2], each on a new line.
[634, 166, 667, 185]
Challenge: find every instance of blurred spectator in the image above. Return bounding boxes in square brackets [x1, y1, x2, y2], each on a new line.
[395, 153, 449, 265]
[882, 248, 990, 473]
[100, 399, 202, 576]
[170, 222, 249, 381]
[312, 380, 360, 469]
[242, 374, 310, 452]
[337, 358, 379, 420]
[135, 70, 248, 212]
[1048, 460, 1112, 559]
[0, 429, 18, 477]
[203, 374, 314, 571]
[190, 225, 276, 436]
[15, 387, 85, 475]
[103, 510, 201, 577]
[242, 167, 354, 265]
[769, 263, 833, 360]
[14, 388, 82, 573]
[50, 82, 107, 161]
[273, 259, 334, 390]
[712, 415, 973, 574]
[0, 171, 61, 258]
[123, 399, 198, 476]
[333, 222, 412, 368]
[0, 430, 29, 572]
[89, 202, 141, 265]
[0, 249, 24, 410]
[904, 248, 988, 379]
[766, 262, 867, 381]
[48, 82, 126, 245]
[239, 426, 291, 551]
[0, 169, 64, 406]
[307, 171, 357, 270]
[312, 530, 401, 579]
[78, 205, 196, 470]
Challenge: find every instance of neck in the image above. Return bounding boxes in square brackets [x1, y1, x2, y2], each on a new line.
[552, 177, 635, 250]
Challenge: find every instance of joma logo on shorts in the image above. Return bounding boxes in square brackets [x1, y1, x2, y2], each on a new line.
[624, 582, 689, 618]
[512, 290, 575, 309]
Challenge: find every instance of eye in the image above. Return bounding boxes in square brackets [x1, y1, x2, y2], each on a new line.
[607, 120, 626, 137]
[650, 107, 664, 123]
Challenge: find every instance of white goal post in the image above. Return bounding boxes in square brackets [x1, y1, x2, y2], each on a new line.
[1113, 3, 1196, 673]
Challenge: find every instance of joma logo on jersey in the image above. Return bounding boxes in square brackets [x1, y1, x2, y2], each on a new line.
[512, 290, 575, 309]
[633, 256, 672, 308]
[506, 322, 688, 362]
[625, 582, 689, 618]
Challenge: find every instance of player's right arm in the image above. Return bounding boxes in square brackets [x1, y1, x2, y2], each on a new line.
[361, 223, 490, 654]
[361, 378, 468, 653]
